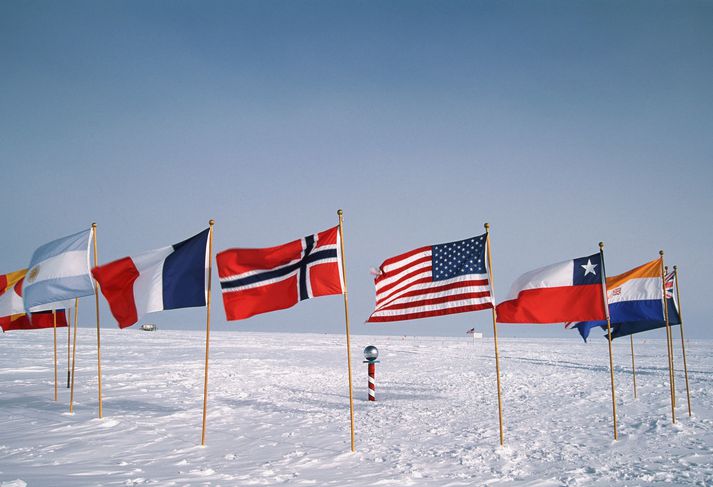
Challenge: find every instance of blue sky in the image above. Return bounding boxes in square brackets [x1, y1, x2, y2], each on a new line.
[1, 0, 711, 338]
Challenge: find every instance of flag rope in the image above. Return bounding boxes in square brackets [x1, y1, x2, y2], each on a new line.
[674, 266, 692, 416]
[660, 252, 676, 424]
[338, 209, 356, 453]
[630, 335, 637, 399]
[485, 223, 504, 446]
[201, 219, 215, 446]
[92, 223, 103, 418]
[53, 309, 58, 401]
[67, 307, 71, 388]
[599, 242, 618, 440]
[70, 298, 79, 413]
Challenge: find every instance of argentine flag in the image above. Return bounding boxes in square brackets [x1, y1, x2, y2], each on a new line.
[23, 228, 95, 311]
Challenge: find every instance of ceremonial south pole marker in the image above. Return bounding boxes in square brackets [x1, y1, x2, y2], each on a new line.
[363, 346, 379, 401]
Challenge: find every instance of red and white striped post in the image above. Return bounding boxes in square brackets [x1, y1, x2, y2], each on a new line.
[363, 346, 379, 402]
[368, 362, 376, 401]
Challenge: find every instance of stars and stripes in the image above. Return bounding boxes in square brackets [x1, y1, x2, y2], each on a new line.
[366, 234, 493, 323]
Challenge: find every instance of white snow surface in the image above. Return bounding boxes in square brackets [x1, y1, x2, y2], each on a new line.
[1, 329, 712, 486]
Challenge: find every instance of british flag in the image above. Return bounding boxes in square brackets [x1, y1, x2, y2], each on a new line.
[665, 271, 675, 299]
[217, 227, 344, 321]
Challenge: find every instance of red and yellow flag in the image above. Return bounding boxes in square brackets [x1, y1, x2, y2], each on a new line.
[0, 270, 67, 332]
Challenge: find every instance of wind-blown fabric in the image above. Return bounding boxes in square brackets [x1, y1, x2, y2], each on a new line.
[23, 229, 95, 311]
[496, 253, 606, 324]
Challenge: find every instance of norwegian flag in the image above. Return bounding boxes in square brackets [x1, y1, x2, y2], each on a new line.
[217, 227, 344, 321]
[665, 271, 675, 299]
[367, 234, 493, 323]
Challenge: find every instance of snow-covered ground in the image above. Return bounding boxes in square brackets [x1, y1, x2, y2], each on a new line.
[1, 329, 711, 486]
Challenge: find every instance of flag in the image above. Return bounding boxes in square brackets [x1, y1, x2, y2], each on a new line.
[496, 253, 606, 323]
[366, 234, 493, 323]
[665, 271, 675, 299]
[217, 226, 343, 321]
[466, 327, 476, 335]
[0, 269, 25, 318]
[91, 229, 210, 328]
[566, 258, 665, 341]
[23, 229, 95, 311]
[1, 310, 68, 332]
[1, 270, 68, 332]
[572, 298, 680, 341]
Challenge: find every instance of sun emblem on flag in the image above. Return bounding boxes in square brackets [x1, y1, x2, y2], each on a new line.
[27, 265, 40, 283]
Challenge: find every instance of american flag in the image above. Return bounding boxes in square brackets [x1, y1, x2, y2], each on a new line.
[665, 271, 675, 299]
[366, 234, 493, 323]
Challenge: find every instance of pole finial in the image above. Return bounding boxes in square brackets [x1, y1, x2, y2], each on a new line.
[484, 222, 490, 230]
[674, 265, 678, 270]
[665, 265, 669, 272]
[659, 250, 664, 256]
[209, 219, 215, 226]
[91, 222, 97, 228]
[599, 241, 604, 249]
[337, 209, 343, 217]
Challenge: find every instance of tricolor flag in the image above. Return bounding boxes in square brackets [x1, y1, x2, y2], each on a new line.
[23, 229, 95, 311]
[92, 229, 210, 328]
[496, 253, 607, 323]
[366, 234, 493, 323]
[217, 226, 343, 321]
[1, 269, 68, 332]
[567, 258, 666, 341]
[571, 264, 681, 341]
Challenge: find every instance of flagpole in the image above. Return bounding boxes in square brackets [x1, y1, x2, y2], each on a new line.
[337, 209, 356, 453]
[92, 223, 103, 418]
[673, 265, 692, 416]
[70, 298, 79, 413]
[599, 242, 618, 440]
[201, 219, 215, 446]
[67, 307, 71, 388]
[630, 335, 637, 399]
[660, 252, 675, 424]
[53, 309, 58, 401]
[484, 223, 504, 446]
[664, 265, 677, 412]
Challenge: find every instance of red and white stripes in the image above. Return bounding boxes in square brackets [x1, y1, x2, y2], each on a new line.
[367, 244, 493, 323]
[368, 362, 376, 401]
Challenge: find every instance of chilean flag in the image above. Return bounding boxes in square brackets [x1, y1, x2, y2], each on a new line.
[496, 253, 607, 324]
[92, 229, 209, 328]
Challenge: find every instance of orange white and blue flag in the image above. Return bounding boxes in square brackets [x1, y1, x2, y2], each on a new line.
[567, 258, 666, 340]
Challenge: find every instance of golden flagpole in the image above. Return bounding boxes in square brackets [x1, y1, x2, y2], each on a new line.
[673, 265, 692, 416]
[484, 223, 504, 446]
[201, 219, 215, 446]
[630, 335, 637, 399]
[67, 307, 71, 388]
[599, 242, 618, 440]
[92, 223, 103, 418]
[70, 298, 79, 413]
[337, 209, 356, 453]
[660, 252, 675, 423]
[53, 309, 58, 401]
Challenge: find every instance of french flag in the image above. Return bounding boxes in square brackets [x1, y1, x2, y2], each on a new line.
[92, 229, 210, 328]
[496, 253, 607, 324]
